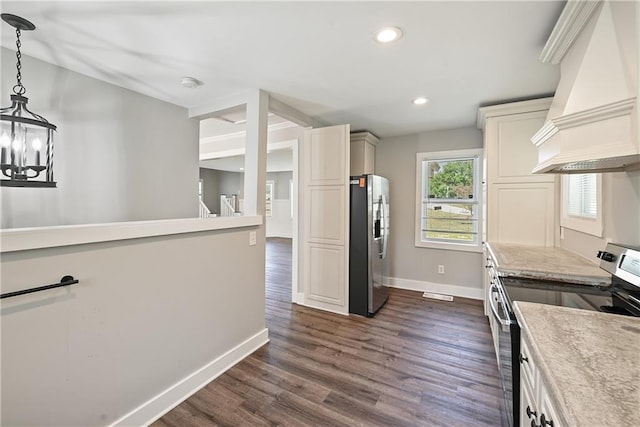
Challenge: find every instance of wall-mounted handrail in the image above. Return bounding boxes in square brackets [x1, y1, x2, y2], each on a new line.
[0, 275, 79, 299]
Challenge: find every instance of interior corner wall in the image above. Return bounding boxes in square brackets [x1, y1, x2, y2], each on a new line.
[375, 127, 484, 294]
[0, 48, 199, 229]
[560, 169, 640, 258]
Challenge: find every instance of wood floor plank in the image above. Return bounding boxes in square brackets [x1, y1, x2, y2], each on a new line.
[152, 237, 502, 426]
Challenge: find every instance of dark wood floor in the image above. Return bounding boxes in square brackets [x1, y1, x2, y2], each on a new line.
[153, 237, 502, 426]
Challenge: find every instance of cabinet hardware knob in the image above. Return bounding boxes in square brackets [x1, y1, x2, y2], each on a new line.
[526, 405, 537, 419]
[540, 413, 554, 427]
[519, 353, 529, 364]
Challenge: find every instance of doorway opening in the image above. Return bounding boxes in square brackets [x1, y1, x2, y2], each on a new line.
[197, 108, 302, 303]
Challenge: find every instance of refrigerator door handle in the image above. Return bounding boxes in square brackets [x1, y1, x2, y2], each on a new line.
[380, 193, 388, 259]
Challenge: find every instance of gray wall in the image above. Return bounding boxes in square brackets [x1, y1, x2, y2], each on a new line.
[561, 169, 640, 258]
[376, 127, 484, 290]
[1, 227, 265, 426]
[1, 48, 199, 228]
[218, 170, 245, 198]
[199, 168, 220, 213]
[267, 171, 292, 198]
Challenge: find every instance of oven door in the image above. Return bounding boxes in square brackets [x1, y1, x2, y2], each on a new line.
[489, 281, 517, 427]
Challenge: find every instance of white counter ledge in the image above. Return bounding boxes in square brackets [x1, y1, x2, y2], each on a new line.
[0, 216, 262, 253]
[514, 301, 640, 427]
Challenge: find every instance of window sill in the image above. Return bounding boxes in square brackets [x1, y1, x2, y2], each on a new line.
[415, 240, 482, 253]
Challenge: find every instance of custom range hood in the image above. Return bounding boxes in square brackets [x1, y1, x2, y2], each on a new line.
[531, 0, 639, 174]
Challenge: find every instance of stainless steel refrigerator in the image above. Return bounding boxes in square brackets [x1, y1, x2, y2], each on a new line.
[349, 174, 390, 317]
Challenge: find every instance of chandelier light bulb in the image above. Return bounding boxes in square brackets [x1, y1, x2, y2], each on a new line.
[12, 138, 22, 151]
[31, 138, 42, 151]
[0, 132, 10, 147]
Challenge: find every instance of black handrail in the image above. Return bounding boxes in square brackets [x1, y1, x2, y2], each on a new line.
[0, 275, 79, 299]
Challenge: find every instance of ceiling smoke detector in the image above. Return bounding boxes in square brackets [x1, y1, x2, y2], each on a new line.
[181, 77, 202, 89]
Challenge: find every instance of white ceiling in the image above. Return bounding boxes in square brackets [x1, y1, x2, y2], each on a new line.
[1, 1, 563, 138]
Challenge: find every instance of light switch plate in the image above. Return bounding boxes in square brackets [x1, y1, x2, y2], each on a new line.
[249, 231, 257, 246]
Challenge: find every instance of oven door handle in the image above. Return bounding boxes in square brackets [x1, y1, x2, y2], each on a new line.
[489, 283, 514, 332]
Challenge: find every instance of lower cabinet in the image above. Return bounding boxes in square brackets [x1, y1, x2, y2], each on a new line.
[483, 245, 500, 361]
[520, 335, 563, 427]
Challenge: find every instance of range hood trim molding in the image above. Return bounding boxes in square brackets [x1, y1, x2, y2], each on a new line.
[531, 97, 636, 147]
[540, 0, 601, 64]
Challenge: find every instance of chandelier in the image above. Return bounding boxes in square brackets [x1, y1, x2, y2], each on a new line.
[1, 13, 57, 187]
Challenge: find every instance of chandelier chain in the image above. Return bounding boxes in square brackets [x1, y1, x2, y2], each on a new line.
[13, 27, 26, 95]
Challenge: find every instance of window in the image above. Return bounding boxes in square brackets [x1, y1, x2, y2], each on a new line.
[415, 149, 483, 252]
[265, 181, 274, 217]
[561, 173, 602, 236]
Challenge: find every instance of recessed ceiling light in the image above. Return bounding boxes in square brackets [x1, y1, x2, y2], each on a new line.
[375, 27, 403, 43]
[413, 97, 429, 106]
[181, 77, 203, 89]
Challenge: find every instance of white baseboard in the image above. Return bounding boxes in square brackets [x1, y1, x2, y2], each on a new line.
[385, 277, 483, 300]
[111, 328, 269, 427]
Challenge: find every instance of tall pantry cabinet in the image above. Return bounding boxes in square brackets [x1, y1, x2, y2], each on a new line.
[477, 98, 557, 340]
[478, 98, 557, 247]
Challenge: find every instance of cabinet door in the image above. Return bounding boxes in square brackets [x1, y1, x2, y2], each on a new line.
[363, 140, 375, 174]
[483, 247, 491, 316]
[301, 124, 350, 314]
[488, 182, 555, 245]
[486, 111, 554, 184]
[350, 139, 366, 176]
[520, 372, 537, 427]
[539, 382, 563, 427]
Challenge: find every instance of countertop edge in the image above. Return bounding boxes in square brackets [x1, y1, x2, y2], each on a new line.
[0, 216, 263, 253]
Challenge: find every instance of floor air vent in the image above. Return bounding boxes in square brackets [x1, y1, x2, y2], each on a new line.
[422, 292, 453, 302]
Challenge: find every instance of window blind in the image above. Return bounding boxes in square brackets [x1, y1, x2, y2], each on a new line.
[567, 174, 597, 218]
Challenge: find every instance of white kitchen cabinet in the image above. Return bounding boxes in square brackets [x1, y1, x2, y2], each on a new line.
[350, 131, 378, 175]
[478, 99, 558, 247]
[483, 246, 500, 360]
[300, 124, 351, 314]
[520, 335, 563, 427]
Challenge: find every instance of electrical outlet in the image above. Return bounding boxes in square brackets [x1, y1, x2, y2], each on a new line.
[438, 265, 445, 274]
[249, 231, 257, 246]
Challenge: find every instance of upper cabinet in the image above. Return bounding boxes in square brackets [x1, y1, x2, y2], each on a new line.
[478, 99, 557, 246]
[350, 131, 378, 176]
[532, 0, 639, 173]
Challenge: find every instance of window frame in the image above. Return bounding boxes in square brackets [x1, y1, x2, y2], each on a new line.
[561, 173, 603, 237]
[414, 149, 483, 253]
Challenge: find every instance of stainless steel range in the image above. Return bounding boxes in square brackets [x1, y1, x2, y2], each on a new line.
[489, 242, 640, 427]
[596, 243, 640, 316]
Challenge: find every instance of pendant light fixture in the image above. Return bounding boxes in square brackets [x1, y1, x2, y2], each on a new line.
[1, 13, 57, 188]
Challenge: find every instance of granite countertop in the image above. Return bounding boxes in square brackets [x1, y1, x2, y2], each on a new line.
[514, 302, 640, 427]
[486, 242, 610, 286]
